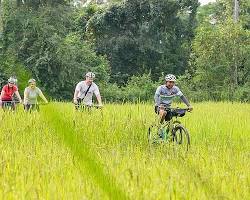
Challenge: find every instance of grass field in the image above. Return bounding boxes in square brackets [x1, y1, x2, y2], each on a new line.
[0, 102, 249, 200]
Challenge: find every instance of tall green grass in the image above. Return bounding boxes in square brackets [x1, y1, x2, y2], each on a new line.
[0, 102, 249, 199]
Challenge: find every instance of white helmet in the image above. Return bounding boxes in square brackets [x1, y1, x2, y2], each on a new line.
[8, 77, 16, 84]
[165, 74, 176, 82]
[85, 72, 95, 79]
[28, 79, 36, 84]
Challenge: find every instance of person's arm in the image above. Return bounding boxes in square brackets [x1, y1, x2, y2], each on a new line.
[39, 92, 48, 103]
[0, 89, 3, 107]
[180, 95, 190, 107]
[94, 86, 102, 106]
[180, 95, 193, 111]
[39, 91, 48, 104]
[154, 86, 161, 107]
[24, 89, 28, 105]
[14, 91, 22, 103]
[73, 83, 80, 104]
[176, 87, 193, 111]
[96, 95, 102, 106]
[0, 87, 5, 100]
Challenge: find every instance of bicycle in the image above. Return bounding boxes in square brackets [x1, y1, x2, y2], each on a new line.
[148, 107, 191, 151]
[74, 102, 103, 112]
[0, 101, 20, 112]
[24, 102, 48, 112]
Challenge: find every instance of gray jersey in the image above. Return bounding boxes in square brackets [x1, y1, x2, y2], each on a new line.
[24, 87, 42, 104]
[154, 85, 183, 107]
[75, 81, 100, 106]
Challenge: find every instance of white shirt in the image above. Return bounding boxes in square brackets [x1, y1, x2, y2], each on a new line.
[75, 81, 100, 106]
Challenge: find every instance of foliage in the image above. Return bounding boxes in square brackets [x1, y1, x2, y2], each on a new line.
[88, 0, 199, 85]
[188, 0, 250, 101]
[1, 1, 110, 99]
[101, 73, 158, 102]
[0, 55, 31, 91]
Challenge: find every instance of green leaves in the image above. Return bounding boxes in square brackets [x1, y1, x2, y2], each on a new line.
[1, 4, 110, 99]
[88, 0, 199, 84]
[191, 0, 250, 101]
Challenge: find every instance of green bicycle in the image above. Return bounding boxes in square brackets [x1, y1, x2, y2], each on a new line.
[148, 107, 191, 151]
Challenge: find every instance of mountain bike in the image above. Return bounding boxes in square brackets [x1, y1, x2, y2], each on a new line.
[24, 102, 48, 112]
[148, 107, 191, 151]
[74, 102, 103, 112]
[0, 101, 20, 112]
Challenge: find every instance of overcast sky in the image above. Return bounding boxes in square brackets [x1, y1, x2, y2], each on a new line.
[199, 0, 216, 5]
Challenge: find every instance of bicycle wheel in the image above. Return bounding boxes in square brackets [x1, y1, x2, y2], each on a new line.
[148, 124, 160, 144]
[148, 121, 170, 145]
[2, 102, 15, 112]
[172, 124, 190, 151]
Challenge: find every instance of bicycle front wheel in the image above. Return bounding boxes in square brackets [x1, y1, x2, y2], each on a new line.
[148, 124, 160, 145]
[172, 124, 190, 151]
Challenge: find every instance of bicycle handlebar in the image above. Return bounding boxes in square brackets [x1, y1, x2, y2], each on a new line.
[0, 101, 21, 103]
[157, 106, 191, 111]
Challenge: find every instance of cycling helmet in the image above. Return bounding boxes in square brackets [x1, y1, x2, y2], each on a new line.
[165, 74, 176, 82]
[85, 72, 95, 79]
[28, 79, 36, 84]
[8, 77, 16, 84]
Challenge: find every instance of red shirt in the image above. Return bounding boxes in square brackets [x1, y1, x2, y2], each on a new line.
[1, 85, 18, 101]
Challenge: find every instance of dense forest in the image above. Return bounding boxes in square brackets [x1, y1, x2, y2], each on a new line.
[0, 0, 249, 102]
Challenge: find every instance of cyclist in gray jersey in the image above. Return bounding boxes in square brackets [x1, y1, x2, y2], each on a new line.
[154, 74, 193, 122]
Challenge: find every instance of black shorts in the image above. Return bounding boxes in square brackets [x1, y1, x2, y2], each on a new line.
[24, 104, 40, 112]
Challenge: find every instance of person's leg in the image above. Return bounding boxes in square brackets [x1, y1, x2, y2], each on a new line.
[1, 101, 6, 111]
[2, 101, 10, 111]
[11, 102, 16, 111]
[24, 104, 31, 112]
[30, 104, 39, 112]
[159, 106, 167, 123]
[35, 104, 40, 112]
[164, 110, 172, 122]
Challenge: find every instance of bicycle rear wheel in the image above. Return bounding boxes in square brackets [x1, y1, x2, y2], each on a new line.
[172, 124, 190, 151]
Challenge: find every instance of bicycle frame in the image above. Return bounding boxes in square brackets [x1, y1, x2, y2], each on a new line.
[0, 101, 20, 111]
[148, 107, 190, 144]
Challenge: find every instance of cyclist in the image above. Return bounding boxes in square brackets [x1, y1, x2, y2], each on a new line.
[73, 72, 103, 109]
[0, 77, 22, 110]
[23, 79, 48, 111]
[154, 74, 193, 123]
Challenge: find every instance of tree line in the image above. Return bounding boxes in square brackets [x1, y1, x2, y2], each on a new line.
[0, 0, 249, 102]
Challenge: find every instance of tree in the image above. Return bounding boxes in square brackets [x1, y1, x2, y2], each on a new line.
[1, 1, 110, 99]
[191, 0, 250, 101]
[88, 0, 199, 85]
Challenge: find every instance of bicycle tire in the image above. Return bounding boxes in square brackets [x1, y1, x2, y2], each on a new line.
[2, 102, 16, 112]
[172, 124, 190, 151]
[148, 124, 160, 144]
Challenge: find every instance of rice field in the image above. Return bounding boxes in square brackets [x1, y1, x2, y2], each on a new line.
[0, 102, 249, 200]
